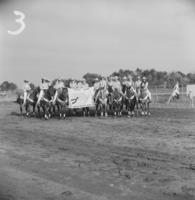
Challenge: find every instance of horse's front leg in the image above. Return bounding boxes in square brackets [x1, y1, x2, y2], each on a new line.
[127, 100, 131, 117]
[25, 103, 30, 117]
[147, 102, 151, 116]
[100, 104, 104, 117]
[32, 104, 36, 117]
[62, 105, 66, 119]
[19, 104, 23, 115]
[37, 105, 41, 118]
[104, 103, 108, 117]
[95, 103, 98, 117]
[119, 102, 122, 117]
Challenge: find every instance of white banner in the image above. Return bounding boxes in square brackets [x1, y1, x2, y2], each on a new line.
[68, 87, 95, 109]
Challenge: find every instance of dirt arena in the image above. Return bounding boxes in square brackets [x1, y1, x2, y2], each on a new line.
[0, 102, 195, 200]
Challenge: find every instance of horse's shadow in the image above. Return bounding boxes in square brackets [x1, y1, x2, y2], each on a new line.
[10, 112, 23, 116]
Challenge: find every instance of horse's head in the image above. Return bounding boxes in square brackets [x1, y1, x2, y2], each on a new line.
[59, 87, 68, 100]
[113, 89, 121, 99]
[53, 87, 69, 105]
[29, 87, 40, 100]
[44, 86, 56, 100]
[126, 87, 135, 99]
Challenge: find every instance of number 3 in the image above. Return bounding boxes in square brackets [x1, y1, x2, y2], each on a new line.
[8, 10, 26, 35]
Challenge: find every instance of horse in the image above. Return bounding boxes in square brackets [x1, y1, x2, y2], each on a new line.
[15, 87, 40, 117]
[25, 87, 40, 117]
[106, 84, 113, 111]
[112, 89, 123, 117]
[139, 88, 151, 116]
[37, 86, 56, 119]
[95, 89, 108, 117]
[124, 86, 137, 117]
[53, 87, 69, 119]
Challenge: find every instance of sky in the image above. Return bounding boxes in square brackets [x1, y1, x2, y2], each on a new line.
[0, 0, 195, 87]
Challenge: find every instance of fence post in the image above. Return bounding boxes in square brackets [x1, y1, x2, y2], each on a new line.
[155, 86, 158, 104]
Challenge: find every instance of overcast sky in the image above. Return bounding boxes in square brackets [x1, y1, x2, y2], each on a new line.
[0, 0, 195, 87]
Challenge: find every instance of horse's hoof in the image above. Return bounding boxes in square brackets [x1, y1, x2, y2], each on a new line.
[63, 114, 66, 119]
[105, 113, 108, 117]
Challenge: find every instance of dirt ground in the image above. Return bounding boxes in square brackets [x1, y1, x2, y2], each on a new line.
[0, 102, 195, 200]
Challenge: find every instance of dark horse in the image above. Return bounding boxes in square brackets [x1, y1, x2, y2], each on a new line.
[25, 87, 40, 117]
[124, 86, 137, 117]
[112, 89, 123, 117]
[37, 86, 56, 119]
[53, 87, 69, 119]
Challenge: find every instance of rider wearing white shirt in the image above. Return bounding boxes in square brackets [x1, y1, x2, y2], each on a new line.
[112, 76, 122, 93]
[54, 78, 65, 90]
[93, 78, 100, 101]
[172, 81, 179, 98]
[135, 75, 142, 98]
[126, 74, 133, 88]
[99, 77, 107, 91]
[121, 77, 127, 94]
[37, 78, 50, 105]
[23, 80, 31, 105]
[81, 78, 89, 89]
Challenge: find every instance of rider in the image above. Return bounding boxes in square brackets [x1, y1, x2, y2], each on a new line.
[121, 76, 127, 94]
[140, 76, 151, 101]
[69, 80, 76, 89]
[54, 78, 65, 91]
[81, 78, 89, 89]
[37, 77, 50, 105]
[23, 80, 31, 106]
[173, 81, 180, 99]
[112, 76, 122, 93]
[99, 76, 107, 91]
[93, 77, 100, 102]
[134, 75, 142, 99]
[107, 76, 114, 93]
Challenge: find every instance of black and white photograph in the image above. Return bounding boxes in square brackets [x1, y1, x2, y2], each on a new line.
[0, 0, 195, 199]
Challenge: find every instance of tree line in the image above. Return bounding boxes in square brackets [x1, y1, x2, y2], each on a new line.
[1, 68, 195, 91]
[83, 68, 195, 88]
